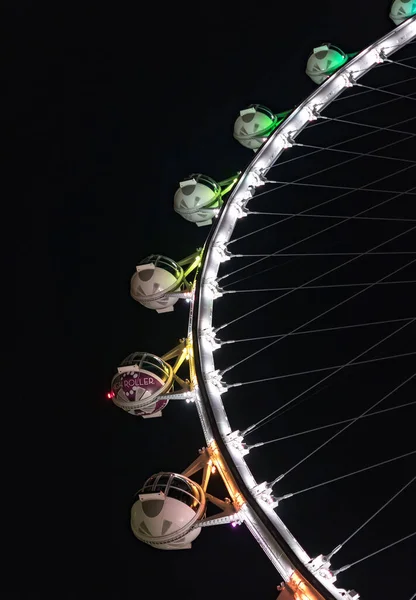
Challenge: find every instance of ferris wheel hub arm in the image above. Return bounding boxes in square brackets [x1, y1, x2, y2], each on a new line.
[157, 389, 195, 401]
[195, 512, 241, 528]
[166, 290, 194, 299]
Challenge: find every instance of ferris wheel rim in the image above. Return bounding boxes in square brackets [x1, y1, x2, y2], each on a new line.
[191, 15, 416, 600]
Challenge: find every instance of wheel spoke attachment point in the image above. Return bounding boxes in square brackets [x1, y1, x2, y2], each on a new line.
[203, 278, 224, 299]
[200, 327, 223, 350]
[212, 241, 233, 262]
[251, 480, 279, 508]
[225, 430, 250, 457]
[204, 369, 228, 394]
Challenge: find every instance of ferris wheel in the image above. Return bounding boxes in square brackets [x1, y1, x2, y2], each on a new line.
[110, 5, 416, 599]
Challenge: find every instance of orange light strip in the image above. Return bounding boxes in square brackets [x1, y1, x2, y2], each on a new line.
[287, 571, 326, 600]
[206, 440, 246, 509]
[204, 446, 327, 600]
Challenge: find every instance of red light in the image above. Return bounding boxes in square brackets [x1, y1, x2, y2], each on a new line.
[106, 391, 114, 399]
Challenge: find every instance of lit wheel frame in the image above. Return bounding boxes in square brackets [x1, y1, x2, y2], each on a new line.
[191, 17, 416, 600]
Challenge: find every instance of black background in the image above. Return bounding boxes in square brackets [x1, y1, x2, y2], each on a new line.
[10, 2, 416, 598]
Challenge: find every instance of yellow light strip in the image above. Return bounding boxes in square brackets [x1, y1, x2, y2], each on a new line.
[186, 338, 197, 390]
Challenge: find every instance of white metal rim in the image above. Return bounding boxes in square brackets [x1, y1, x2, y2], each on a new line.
[193, 16, 416, 599]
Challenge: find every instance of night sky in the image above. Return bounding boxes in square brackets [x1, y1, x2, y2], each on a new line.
[13, 2, 416, 598]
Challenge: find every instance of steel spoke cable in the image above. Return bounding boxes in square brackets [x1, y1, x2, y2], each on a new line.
[223, 175, 416, 292]
[218, 213, 416, 340]
[320, 114, 416, 135]
[220, 241, 415, 371]
[226, 260, 416, 291]
[332, 75, 416, 102]
[258, 126, 415, 197]
[223, 317, 415, 346]
[248, 211, 416, 224]
[291, 141, 416, 165]
[248, 401, 416, 448]
[247, 373, 382, 437]
[224, 175, 416, 287]
[275, 451, 416, 501]
[381, 47, 416, 58]
[263, 179, 416, 195]
[226, 53, 415, 574]
[384, 59, 416, 72]
[229, 351, 416, 389]
[223, 256, 301, 290]
[263, 381, 335, 425]
[247, 126, 416, 236]
[245, 351, 413, 437]
[254, 113, 416, 192]
[332, 531, 416, 576]
[233, 251, 416, 257]
[382, 42, 416, 53]
[240, 259, 416, 436]
[224, 280, 416, 294]
[346, 59, 402, 77]
[226, 138, 416, 252]
[306, 93, 416, 134]
[273, 112, 416, 168]
[268, 371, 415, 487]
[325, 472, 416, 561]
[409, 593, 416, 600]
[225, 225, 416, 289]
[221, 250, 415, 379]
[352, 79, 416, 100]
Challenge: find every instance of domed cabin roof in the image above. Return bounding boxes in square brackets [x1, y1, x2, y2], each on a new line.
[111, 352, 173, 415]
[136, 473, 204, 512]
[233, 104, 278, 149]
[390, 0, 416, 25]
[305, 44, 348, 84]
[130, 255, 184, 313]
[131, 473, 206, 548]
[174, 174, 222, 225]
[174, 174, 221, 213]
[119, 352, 172, 379]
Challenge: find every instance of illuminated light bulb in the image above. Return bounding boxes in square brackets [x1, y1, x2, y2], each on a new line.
[211, 466, 217, 474]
